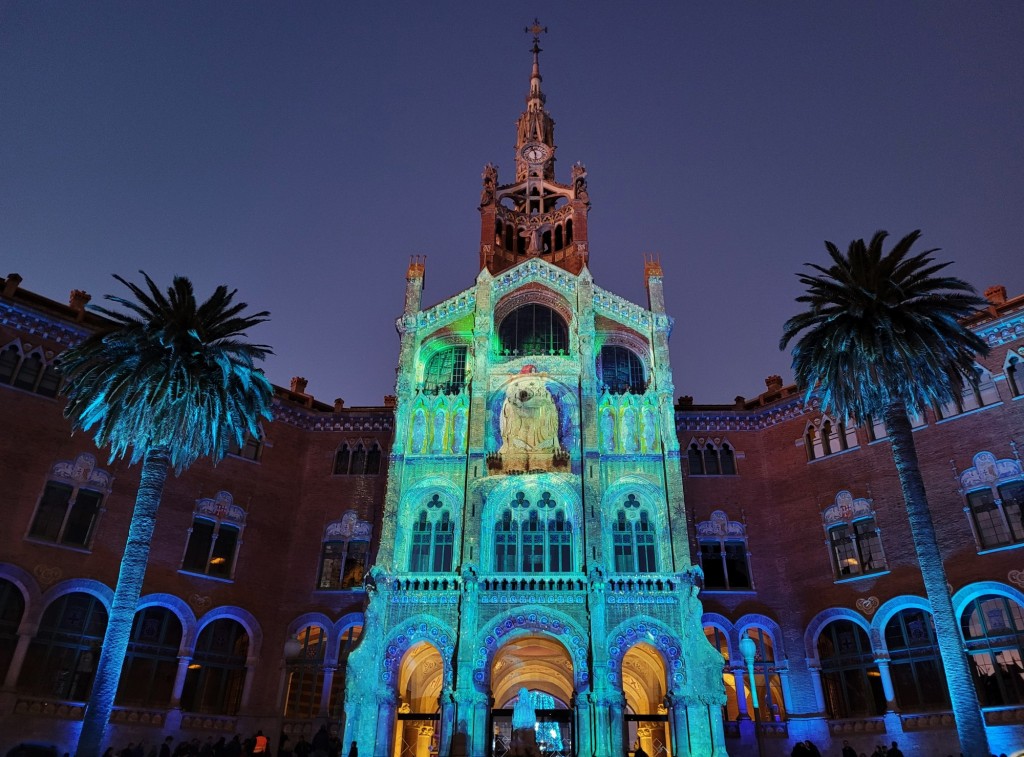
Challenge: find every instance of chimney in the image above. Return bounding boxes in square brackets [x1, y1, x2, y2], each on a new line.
[678, 395, 694, 408]
[333, 398, 345, 412]
[765, 375, 783, 392]
[2, 273, 22, 298]
[734, 395, 746, 409]
[985, 285, 1008, 306]
[69, 290, 91, 321]
[290, 377, 308, 395]
[384, 395, 397, 408]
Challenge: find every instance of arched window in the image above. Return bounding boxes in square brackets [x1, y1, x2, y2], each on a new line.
[937, 365, 1000, 419]
[703, 443, 721, 475]
[407, 495, 454, 573]
[817, 620, 885, 718]
[0, 580, 25, 684]
[319, 512, 372, 590]
[612, 495, 658, 574]
[334, 441, 383, 475]
[28, 481, 104, 548]
[720, 443, 737, 475]
[822, 491, 886, 580]
[181, 492, 246, 580]
[498, 304, 569, 356]
[806, 416, 857, 461]
[687, 439, 738, 476]
[687, 443, 704, 475]
[0, 344, 19, 384]
[599, 345, 645, 394]
[0, 342, 61, 396]
[492, 491, 573, 573]
[181, 619, 249, 715]
[961, 594, 1024, 706]
[1007, 354, 1023, 398]
[884, 608, 948, 711]
[116, 606, 182, 707]
[19, 592, 108, 700]
[741, 628, 787, 721]
[696, 510, 750, 590]
[12, 352, 42, 391]
[704, 626, 738, 720]
[284, 624, 327, 719]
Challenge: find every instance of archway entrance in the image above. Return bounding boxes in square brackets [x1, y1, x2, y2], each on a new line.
[490, 635, 574, 757]
[393, 642, 443, 757]
[622, 643, 671, 757]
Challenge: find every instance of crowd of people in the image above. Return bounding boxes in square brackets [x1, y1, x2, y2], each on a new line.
[101, 726, 350, 757]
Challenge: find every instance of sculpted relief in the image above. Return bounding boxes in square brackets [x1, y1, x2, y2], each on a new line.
[498, 371, 564, 473]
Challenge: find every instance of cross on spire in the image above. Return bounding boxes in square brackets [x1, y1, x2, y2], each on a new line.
[525, 17, 547, 49]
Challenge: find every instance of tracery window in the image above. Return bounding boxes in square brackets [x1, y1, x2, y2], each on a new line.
[884, 608, 949, 711]
[958, 451, 1024, 551]
[961, 594, 1024, 706]
[599, 345, 646, 394]
[1006, 352, 1023, 398]
[423, 346, 468, 395]
[498, 304, 569, 356]
[116, 606, 182, 707]
[19, 592, 108, 701]
[935, 366, 1000, 420]
[181, 619, 249, 715]
[319, 511, 372, 589]
[26, 453, 112, 550]
[822, 491, 886, 580]
[696, 510, 750, 590]
[492, 491, 574, 573]
[283, 624, 328, 719]
[0, 580, 25, 684]
[333, 441, 383, 475]
[408, 495, 454, 573]
[0, 343, 62, 398]
[817, 620, 885, 718]
[804, 416, 857, 461]
[612, 495, 657, 573]
[741, 628, 787, 721]
[687, 440, 737, 476]
[181, 492, 245, 580]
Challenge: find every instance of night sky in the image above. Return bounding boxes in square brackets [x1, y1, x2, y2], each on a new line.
[3, 3, 1022, 406]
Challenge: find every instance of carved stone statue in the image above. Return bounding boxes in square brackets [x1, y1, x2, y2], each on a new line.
[509, 688, 540, 757]
[499, 372, 562, 472]
[480, 163, 497, 207]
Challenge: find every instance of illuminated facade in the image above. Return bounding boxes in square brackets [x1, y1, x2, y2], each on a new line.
[339, 31, 725, 757]
[1, 31, 1024, 757]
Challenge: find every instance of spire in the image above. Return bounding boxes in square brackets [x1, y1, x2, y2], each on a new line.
[516, 19, 555, 181]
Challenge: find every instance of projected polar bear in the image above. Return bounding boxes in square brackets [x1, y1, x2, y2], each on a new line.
[499, 373, 562, 471]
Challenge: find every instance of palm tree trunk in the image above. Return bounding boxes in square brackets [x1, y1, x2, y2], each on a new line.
[76, 446, 170, 757]
[882, 403, 989, 756]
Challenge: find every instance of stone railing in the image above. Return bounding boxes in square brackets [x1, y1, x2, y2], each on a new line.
[606, 576, 677, 593]
[13, 696, 84, 719]
[390, 576, 462, 592]
[480, 576, 587, 593]
[180, 712, 238, 731]
[984, 705, 1024, 725]
[110, 706, 166, 727]
[901, 711, 954, 730]
[758, 721, 789, 738]
[828, 717, 886, 735]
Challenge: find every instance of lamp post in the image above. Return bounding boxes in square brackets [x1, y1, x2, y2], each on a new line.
[739, 636, 765, 757]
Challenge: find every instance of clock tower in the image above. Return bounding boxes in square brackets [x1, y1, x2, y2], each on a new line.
[478, 21, 591, 276]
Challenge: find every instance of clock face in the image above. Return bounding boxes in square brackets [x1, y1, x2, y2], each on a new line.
[520, 143, 550, 163]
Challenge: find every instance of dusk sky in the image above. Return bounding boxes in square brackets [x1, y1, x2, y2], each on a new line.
[3, 3, 1022, 407]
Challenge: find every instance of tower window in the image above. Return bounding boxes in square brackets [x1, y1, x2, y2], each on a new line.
[498, 304, 568, 356]
[423, 346, 468, 395]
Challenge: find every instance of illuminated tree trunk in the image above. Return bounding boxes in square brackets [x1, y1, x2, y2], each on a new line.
[76, 446, 170, 757]
[882, 404, 988, 756]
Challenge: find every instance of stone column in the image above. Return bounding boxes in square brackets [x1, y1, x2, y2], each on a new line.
[240, 656, 257, 711]
[574, 692, 594, 757]
[608, 696, 625, 757]
[170, 655, 192, 708]
[666, 694, 690, 757]
[875, 658, 897, 712]
[730, 666, 749, 720]
[2, 632, 34, 690]
[807, 662, 826, 713]
[777, 668, 794, 715]
[320, 665, 337, 718]
[470, 693, 490, 757]
[437, 689, 456, 757]
[374, 690, 398, 757]
[592, 697, 611, 757]
[415, 725, 434, 757]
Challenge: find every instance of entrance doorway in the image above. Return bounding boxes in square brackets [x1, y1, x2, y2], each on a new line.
[393, 641, 443, 757]
[490, 635, 574, 757]
[622, 643, 671, 757]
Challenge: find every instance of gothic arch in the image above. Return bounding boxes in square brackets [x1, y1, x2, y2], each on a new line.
[952, 580, 1024, 619]
[136, 593, 197, 652]
[600, 475, 668, 571]
[871, 595, 932, 640]
[194, 605, 263, 661]
[474, 605, 590, 690]
[493, 283, 574, 331]
[0, 563, 42, 634]
[607, 615, 684, 691]
[804, 607, 876, 665]
[34, 578, 113, 627]
[381, 614, 456, 689]
[395, 477, 465, 571]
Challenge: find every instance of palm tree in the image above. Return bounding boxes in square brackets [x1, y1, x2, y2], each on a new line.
[59, 273, 273, 757]
[780, 230, 991, 755]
